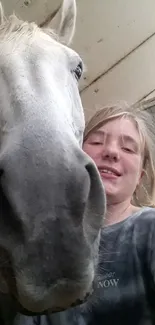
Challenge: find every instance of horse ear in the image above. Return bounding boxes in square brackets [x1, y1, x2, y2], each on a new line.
[0, 2, 5, 25]
[42, 0, 76, 46]
[57, 0, 76, 45]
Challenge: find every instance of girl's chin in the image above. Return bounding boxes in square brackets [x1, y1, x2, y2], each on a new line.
[100, 179, 116, 191]
[103, 184, 119, 198]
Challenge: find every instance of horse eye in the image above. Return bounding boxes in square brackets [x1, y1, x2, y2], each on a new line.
[73, 61, 83, 81]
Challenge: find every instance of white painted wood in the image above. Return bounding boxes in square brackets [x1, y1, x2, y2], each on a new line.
[81, 34, 155, 120]
[1, 0, 61, 25]
[142, 91, 155, 101]
[73, 0, 155, 90]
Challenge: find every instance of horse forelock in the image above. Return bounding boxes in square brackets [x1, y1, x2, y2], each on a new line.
[0, 3, 58, 48]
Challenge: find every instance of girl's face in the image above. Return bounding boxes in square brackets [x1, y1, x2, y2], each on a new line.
[83, 117, 144, 204]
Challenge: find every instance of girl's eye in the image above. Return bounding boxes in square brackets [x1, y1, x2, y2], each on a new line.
[90, 142, 102, 145]
[122, 147, 134, 153]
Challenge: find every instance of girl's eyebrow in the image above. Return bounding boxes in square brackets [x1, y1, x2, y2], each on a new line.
[92, 130, 105, 136]
[120, 135, 139, 147]
[91, 131, 140, 148]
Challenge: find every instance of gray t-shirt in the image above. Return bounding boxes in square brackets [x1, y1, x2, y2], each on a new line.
[10, 207, 155, 324]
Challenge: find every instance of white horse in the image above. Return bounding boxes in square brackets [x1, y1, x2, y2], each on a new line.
[0, 0, 106, 321]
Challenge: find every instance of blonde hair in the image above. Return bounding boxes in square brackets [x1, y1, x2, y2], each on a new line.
[84, 100, 155, 208]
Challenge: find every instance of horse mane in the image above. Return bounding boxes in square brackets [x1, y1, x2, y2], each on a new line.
[0, 2, 58, 45]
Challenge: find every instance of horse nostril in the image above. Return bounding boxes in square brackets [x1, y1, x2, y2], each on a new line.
[85, 291, 91, 299]
[0, 169, 4, 178]
[70, 290, 93, 307]
[70, 298, 84, 307]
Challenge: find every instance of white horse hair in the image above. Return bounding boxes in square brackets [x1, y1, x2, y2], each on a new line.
[0, 0, 106, 322]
